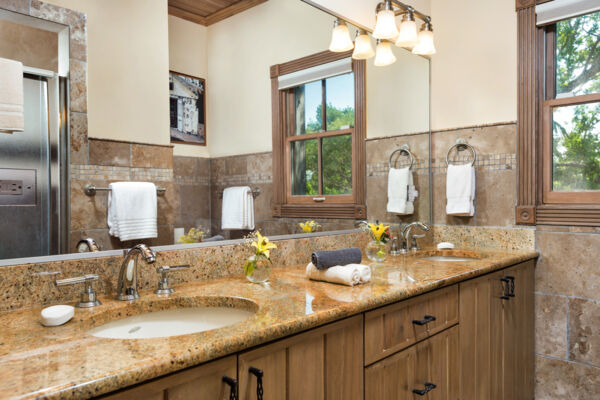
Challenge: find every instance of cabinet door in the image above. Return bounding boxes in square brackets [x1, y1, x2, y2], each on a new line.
[365, 326, 459, 400]
[459, 261, 535, 400]
[238, 315, 363, 400]
[99, 355, 237, 400]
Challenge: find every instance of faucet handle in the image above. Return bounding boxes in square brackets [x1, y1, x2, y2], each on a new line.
[55, 274, 101, 308]
[411, 234, 426, 252]
[155, 265, 190, 295]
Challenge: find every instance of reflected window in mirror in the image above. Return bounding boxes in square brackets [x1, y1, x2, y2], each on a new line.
[271, 51, 366, 219]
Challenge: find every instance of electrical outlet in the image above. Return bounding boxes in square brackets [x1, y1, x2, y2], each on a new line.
[0, 180, 23, 195]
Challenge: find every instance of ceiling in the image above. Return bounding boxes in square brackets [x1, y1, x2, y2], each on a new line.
[168, 0, 268, 26]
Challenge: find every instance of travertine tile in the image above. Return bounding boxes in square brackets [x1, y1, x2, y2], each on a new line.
[88, 139, 130, 167]
[69, 179, 108, 230]
[132, 144, 173, 169]
[69, 111, 88, 164]
[225, 156, 247, 175]
[535, 355, 600, 399]
[431, 123, 516, 162]
[173, 156, 197, 178]
[535, 231, 600, 299]
[0, 0, 28, 14]
[247, 152, 272, 175]
[475, 169, 516, 227]
[69, 59, 87, 113]
[569, 297, 600, 366]
[156, 181, 177, 226]
[535, 293, 567, 358]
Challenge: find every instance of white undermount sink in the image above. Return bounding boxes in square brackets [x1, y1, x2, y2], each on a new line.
[419, 256, 478, 262]
[88, 307, 255, 339]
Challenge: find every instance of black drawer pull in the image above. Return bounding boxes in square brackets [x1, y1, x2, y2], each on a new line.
[412, 382, 437, 396]
[500, 277, 515, 300]
[222, 376, 238, 400]
[412, 315, 436, 326]
[249, 366, 264, 400]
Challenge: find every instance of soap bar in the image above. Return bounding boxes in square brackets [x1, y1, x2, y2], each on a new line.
[437, 242, 455, 250]
[41, 305, 74, 327]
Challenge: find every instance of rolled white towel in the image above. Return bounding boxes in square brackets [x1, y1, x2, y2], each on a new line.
[305, 263, 371, 286]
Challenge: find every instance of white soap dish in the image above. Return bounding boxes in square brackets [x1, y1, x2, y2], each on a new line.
[437, 242, 455, 250]
[41, 305, 74, 327]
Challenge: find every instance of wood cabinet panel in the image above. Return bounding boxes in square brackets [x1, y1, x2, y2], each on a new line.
[365, 285, 458, 364]
[365, 326, 459, 400]
[238, 315, 363, 400]
[99, 355, 237, 400]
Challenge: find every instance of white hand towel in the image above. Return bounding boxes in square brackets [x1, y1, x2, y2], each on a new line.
[107, 182, 157, 241]
[222, 186, 255, 230]
[446, 164, 476, 216]
[387, 167, 415, 215]
[305, 262, 371, 286]
[0, 58, 24, 133]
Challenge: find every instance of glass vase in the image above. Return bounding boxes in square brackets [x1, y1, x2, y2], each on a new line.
[244, 254, 272, 283]
[366, 240, 387, 262]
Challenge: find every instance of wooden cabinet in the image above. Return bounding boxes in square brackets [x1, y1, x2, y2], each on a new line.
[100, 355, 237, 400]
[238, 315, 363, 400]
[459, 260, 534, 400]
[365, 285, 458, 364]
[365, 326, 459, 400]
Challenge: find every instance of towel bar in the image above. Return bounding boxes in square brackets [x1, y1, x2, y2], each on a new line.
[446, 138, 476, 166]
[218, 187, 261, 199]
[84, 183, 166, 197]
[389, 144, 415, 169]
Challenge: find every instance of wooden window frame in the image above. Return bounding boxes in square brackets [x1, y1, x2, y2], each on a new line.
[516, 0, 600, 225]
[270, 50, 366, 219]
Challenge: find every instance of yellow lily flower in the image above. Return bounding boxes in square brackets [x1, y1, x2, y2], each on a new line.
[299, 220, 320, 233]
[251, 231, 277, 258]
[369, 223, 389, 242]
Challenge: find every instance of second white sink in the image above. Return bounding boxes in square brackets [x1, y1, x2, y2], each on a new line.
[88, 307, 254, 339]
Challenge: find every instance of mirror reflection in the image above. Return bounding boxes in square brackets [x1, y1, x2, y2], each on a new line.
[0, 0, 430, 263]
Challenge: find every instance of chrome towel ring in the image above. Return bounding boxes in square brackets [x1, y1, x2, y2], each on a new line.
[389, 144, 415, 169]
[446, 139, 476, 166]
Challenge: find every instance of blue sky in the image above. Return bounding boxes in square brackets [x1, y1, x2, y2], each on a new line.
[304, 73, 354, 127]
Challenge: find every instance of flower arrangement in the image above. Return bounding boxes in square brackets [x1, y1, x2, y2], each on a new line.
[177, 227, 205, 243]
[368, 223, 390, 244]
[243, 231, 277, 281]
[299, 220, 321, 233]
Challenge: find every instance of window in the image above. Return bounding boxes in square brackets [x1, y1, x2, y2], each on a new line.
[270, 51, 366, 219]
[543, 11, 600, 204]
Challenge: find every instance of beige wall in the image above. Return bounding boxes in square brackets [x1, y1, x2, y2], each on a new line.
[168, 15, 210, 157]
[430, 0, 517, 130]
[45, 0, 171, 146]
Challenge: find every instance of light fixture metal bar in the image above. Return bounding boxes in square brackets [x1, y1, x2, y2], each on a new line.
[391, 0, 431, 22]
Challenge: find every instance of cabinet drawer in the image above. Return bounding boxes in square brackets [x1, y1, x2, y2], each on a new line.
[365, 285, 458, 364]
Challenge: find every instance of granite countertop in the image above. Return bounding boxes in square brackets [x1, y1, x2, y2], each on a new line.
[0, 248, 537, 400]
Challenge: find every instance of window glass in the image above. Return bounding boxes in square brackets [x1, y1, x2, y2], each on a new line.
[552, 102, 600, 191]
[294, 81, 322, 134]
[556, 12, 600, 97]
[322, 134, 353, 194]
[291, 139, 318, 195]
[325, 73, 355, 131]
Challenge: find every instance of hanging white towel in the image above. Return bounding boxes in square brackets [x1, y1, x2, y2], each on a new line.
[387, 167, 417, 215]
[0, 58, 24, 133]
[305, 262, 371, 286]
[446, 164, 476, 216]
[221, 186, 255, 230]
[107, 182, 157, 241]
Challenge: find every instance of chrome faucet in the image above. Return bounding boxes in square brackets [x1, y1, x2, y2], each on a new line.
[116, 244, 157, 301]
[400, 222, 430, 253]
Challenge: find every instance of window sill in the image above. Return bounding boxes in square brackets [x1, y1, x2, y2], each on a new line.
[533, 204, 600, 226]
[273, 203, 366, 219]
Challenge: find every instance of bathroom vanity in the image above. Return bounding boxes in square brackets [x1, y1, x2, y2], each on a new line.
[0, 248, 536, 400]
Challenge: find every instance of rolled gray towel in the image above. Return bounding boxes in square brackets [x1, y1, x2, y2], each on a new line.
[203, 235, 225, 242]
[311, 247, 362, 270]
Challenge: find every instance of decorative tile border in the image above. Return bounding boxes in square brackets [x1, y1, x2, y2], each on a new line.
[70, 164, 173, 182]
[431, 153, 516, 173]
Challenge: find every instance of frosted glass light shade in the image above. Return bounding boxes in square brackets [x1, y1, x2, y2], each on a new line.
[395, 16, 418, 47]
[352, 31, 375, 60]
[329, 20, 354, 52]
[412, 29, 436, 55]
[374, 40, 396, 67]
[373, 9, 399, 40]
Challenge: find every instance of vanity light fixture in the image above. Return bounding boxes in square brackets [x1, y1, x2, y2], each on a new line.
[374, 40, 397, 67]
[352, 30, 375, 60]
[327, 1, 435, 66]
[412, 21, 436, 55]
[329, 19, 354, 52]
[373, 0, 398, 40]
[395, 10, 418, 48]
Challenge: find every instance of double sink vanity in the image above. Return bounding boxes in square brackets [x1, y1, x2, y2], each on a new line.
[0, 244, 537, 400]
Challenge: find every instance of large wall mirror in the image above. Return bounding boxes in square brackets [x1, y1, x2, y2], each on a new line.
[0, 0, 430, 265]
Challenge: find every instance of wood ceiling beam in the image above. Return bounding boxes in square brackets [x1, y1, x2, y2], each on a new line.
[204, 0, 268, 26]
[168, 5, 208, 26]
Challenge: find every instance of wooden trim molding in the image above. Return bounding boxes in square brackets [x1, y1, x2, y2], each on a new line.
[168, 0, 267, 26]
[270, 50, 366, 219]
